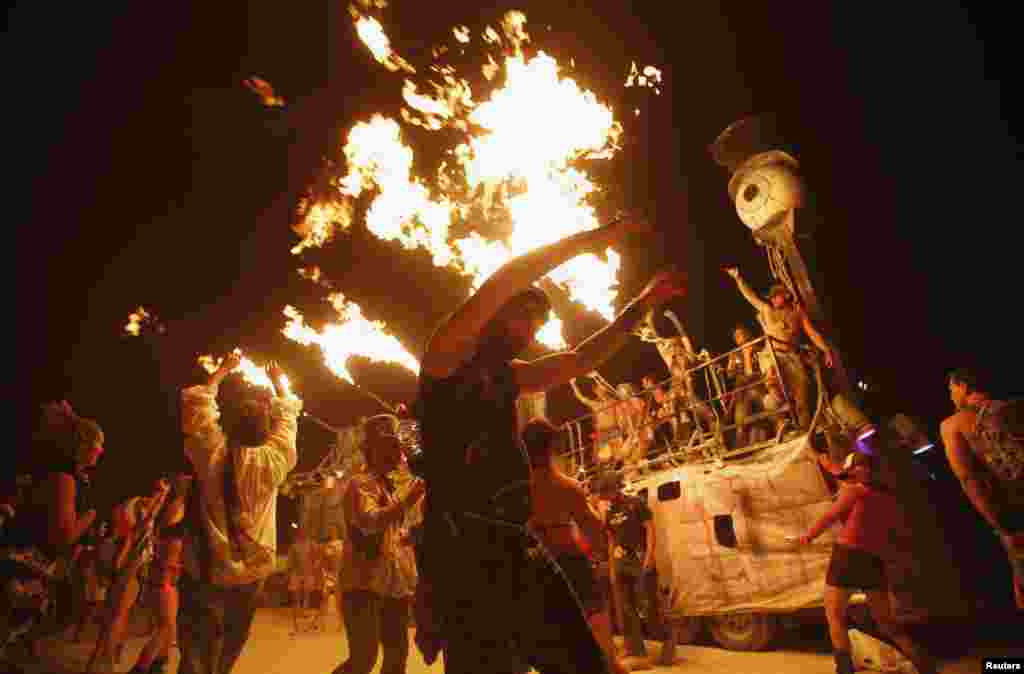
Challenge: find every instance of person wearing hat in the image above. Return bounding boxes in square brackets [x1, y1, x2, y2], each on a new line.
[798, 451, 936, 674]
[724, 266, 833, 430]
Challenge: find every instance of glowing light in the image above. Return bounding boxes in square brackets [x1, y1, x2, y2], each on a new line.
[197, 349, 297, 399]
[124, 307, 151, 336]
[295, 11, 663, 349]
[912, 444, 935, 455]
[282, 294, 419, 384]
[352, 14, 416, 74]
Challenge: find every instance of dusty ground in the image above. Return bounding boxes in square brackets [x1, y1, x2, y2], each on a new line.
[13, 605, 1023, 674]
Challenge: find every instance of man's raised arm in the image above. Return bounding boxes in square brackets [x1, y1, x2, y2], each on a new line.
[513, 272, 687, 395]
[724, 267, 769, 313]
[422, 217, 643, 379]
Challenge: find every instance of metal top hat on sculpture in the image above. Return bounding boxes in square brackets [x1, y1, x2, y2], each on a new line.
[710, 116, 853, 398]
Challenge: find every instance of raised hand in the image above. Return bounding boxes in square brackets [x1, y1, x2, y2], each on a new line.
[266, 360, 287, 397]
[266, 360, 285, 382]
[635, 270, 688, 310]
[614, 211, 653, 236]
[221, 352, 242, 373]
[243, 77, 285, 107]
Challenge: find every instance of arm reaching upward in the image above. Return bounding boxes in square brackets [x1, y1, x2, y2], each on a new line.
[724, 267, 770, 314]
[513, 272, 687, 395]
[570, 378, 600, 409]
[800, 313, 834, 367]
[423, 216, 646, 379]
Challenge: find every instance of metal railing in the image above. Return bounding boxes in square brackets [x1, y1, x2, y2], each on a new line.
[556, 335, 813, 481]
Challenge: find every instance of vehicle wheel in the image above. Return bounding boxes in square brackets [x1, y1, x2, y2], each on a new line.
[707, 613, 780, 651]
[670, 616, 704, 645]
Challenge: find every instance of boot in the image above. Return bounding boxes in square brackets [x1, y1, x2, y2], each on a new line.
[834, 651, 855, 674]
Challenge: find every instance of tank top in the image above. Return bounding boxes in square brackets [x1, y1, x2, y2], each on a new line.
[418, 359, 530, 525]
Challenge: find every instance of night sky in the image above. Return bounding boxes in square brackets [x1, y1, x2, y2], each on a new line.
[12, 2, 1020, 516]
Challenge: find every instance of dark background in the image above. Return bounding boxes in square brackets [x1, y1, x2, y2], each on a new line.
[10, 2, 1020, 519]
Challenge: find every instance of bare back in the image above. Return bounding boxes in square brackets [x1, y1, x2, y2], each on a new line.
[529, 467, 588, 555]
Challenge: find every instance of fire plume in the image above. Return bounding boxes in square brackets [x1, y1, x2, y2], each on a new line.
[197, 349, 297, 399]
[299, 11, 651, 351]
[282, 294, 419, 384]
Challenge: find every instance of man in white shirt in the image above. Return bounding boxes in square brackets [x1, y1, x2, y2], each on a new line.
[177, 354, 302, 674]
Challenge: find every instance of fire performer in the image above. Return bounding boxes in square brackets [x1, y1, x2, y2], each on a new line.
[178, 354, 302, 674]
[414, 215, 685, 674]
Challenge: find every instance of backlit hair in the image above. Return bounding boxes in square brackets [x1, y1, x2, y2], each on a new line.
[521, 418, 559, 466]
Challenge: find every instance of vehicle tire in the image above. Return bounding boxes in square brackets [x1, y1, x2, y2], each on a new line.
[670, 616, 704, 645]
[707, 613, 780, 651]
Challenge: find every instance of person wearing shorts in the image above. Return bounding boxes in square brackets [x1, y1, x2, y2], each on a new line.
[522, 418, 630, 674]
[800, 451, 936, 674]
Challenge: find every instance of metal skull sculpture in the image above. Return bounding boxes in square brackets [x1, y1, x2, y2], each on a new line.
[728, 152, 805, 231]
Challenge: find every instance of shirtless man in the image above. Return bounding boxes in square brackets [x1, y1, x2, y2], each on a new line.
[614, 383, 650, 465]
[572, 376, 621, 464]
[641, 376, 677, 452]
[940, 369, 1024, 608]
[724, 268, 833, 429]
[522, 419, 630, 674]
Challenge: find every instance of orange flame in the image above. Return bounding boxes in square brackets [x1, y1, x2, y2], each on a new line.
[124, 306, 151, 336]
[282, 295, 419, 384]
[301, 11, 648, 351]
[197, 349, 297, 399]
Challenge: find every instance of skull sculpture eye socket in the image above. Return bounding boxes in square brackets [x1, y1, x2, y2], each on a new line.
[743, 183, 760, 202]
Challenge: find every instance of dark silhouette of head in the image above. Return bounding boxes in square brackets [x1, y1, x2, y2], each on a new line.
[522, 417, 560, 468]
[220, 383, 274, 448]
[476, 287, 552, 365]
[362, 414, 403, 474]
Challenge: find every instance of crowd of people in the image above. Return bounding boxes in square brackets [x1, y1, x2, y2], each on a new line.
[3, 217, 1021, 674]
[564, 264, 836, 473]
